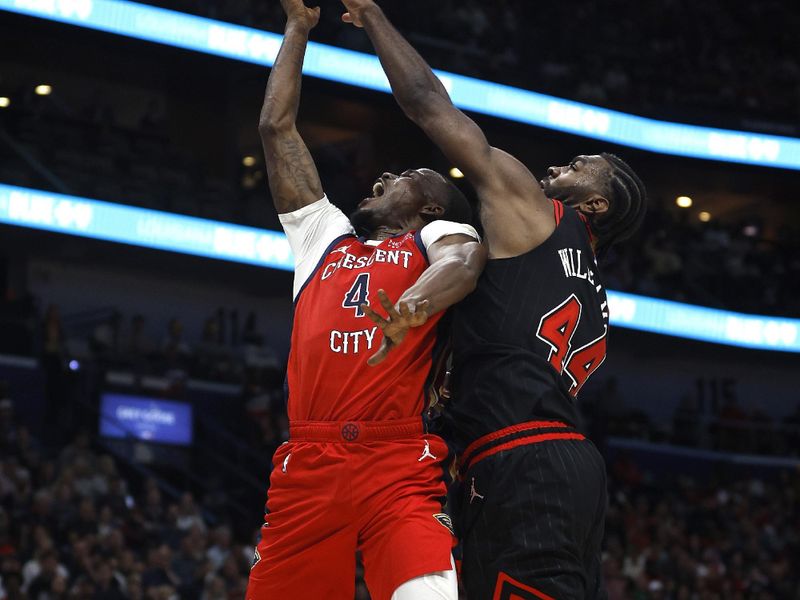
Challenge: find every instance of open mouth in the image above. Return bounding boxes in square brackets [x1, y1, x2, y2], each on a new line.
[372, 179, 385, 198]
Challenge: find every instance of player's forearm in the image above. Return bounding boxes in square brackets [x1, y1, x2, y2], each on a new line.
[399, 245, 484, 316]
[258, 19, 323, 213]
[359, 5, 451, 122]
[258, 21, 312, 134]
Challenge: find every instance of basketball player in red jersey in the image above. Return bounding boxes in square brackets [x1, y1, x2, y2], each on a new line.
[245, 2, 485, 599]
[341, 2, 647, 598]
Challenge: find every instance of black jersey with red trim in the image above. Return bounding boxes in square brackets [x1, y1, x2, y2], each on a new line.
[443, 201, 608, 453]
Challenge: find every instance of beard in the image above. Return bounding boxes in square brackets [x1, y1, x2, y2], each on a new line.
[348, 207, 380, 237]
[541, 181, 583, 205]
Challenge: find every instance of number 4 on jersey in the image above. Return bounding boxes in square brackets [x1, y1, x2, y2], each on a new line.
[536, 294, 607, 396]
[343, 273, 370, 317]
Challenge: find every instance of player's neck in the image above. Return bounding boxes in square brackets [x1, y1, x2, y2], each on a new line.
[368, 225, 406, 241]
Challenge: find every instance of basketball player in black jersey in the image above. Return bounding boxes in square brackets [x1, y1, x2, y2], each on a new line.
[340, 1, 647, 598]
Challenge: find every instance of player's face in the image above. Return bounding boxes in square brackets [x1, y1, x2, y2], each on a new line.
[350, 169, 434, 232]
[358, 169, 423, 209]
[540, 155, 608, 206]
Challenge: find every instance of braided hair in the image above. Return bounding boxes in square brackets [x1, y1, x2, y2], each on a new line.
[591, 153, 647, 254]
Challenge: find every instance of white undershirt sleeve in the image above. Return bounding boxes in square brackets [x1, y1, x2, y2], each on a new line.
[278, 196, 355, 299]
[419, 220, 481, 250]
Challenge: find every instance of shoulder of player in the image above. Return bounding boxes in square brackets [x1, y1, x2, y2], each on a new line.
[483, 196, 560, 259]
[417, 220, 481, 248]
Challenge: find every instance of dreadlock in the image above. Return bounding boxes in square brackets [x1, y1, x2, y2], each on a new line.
[591, 152, 647, 255]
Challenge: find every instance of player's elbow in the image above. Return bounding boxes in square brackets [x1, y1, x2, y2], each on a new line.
[450, 254, 484, 297]
[460, 261, 482, 295]
[397, 88, 440, 123]
[461, 245, 487, 293]
[258, 110, 294, 138]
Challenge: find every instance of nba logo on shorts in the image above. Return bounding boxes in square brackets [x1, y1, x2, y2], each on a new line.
[341, 422, 360, 441]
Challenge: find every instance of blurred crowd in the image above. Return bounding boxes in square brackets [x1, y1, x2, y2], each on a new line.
[0, 298, 281, 385]
[584, 378, 800, 458]
[0, 406, 255, 600]
[602, 203, 800, 317]
[3, 394, 799, 600]
[140, 0, 800, 129]
[605, 456, 800, 600]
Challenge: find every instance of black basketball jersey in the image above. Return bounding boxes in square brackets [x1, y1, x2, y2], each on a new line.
[443, 200, 609, 453]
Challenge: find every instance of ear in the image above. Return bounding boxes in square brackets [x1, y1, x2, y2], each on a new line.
[578, 194, 609, 215]
[419, 204, 445, 220]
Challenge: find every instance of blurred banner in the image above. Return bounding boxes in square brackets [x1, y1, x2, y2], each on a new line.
[2, 0, 799, 170]
[100, 392, 194, 446]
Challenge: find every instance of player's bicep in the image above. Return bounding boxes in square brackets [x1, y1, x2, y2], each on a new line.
[424, 225, 486, 276]
[427, 234, 487, 275]
[412, 96, 549, 213]
[261, 126, 324, 214]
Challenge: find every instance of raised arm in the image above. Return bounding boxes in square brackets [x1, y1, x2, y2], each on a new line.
[341, 1, 555, 256]
[258, 0, 323, 214]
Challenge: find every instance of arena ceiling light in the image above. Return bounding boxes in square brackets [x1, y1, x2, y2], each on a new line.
[698, 211, 711, 222]
[34, 84, 52, 96]
[676, 196, 693, 208]
[2, 0, 800, 171]
[242, 156, 257, 167]
[449, 167, 465, 179]
[1, 181, 799, 354]
[0, 97, 10, 108]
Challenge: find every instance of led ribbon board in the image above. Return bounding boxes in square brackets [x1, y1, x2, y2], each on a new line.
[0, 183, 293, 269]
[3, 0, 800, 170]
[2, 182, 799, 352]
[606, 290, 800, 353]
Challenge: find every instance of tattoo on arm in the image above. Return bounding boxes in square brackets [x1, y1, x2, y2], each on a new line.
[264, 132, 322, 214]
[259, 22, 323, 214]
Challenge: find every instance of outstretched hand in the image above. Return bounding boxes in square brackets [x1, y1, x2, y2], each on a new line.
[280, 0, 320, 29]
[340, 0, 377, 28]
[361, 289, 429, 366]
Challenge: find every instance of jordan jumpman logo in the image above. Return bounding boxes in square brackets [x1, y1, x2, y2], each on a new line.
[469, 477, 485, 503]
[417, 439, 437, 462]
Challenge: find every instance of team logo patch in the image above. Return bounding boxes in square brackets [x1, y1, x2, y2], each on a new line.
[387, 233, 412, 248]
[251, 548, 261, 570]
[341, 422, 360, 441]
[433, 513, 454, 535]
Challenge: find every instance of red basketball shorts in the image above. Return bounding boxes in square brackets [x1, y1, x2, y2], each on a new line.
[246, 418, 455, 600]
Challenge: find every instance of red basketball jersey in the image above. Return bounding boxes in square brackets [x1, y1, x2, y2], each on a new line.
[287, 232, 444, 422]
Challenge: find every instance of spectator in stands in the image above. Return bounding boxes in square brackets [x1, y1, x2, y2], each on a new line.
[161, 318, 191, 373]
[126, 315, 155, 359]
[174, 493, 205, 533]
[22, 548, 69, 597]
[205, 526, 231, 572]
[91, 311, 123, 360]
